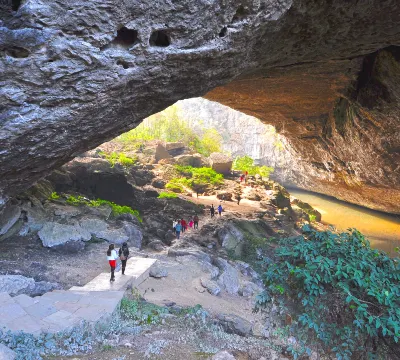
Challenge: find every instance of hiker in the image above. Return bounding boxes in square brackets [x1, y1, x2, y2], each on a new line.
[175, 220, 182, 239]
[210, 204, 215, 218]
[240, 174, 244, 182]
[173, 219, 177, 234]
[218, 204, 223, 216]
[188, 217, 194, 229]
[106, 244, 118, 282]
[193, 214, 199, 229]
[181, 218, 187, 233]
[118, 242, 129, 275]
[237, 194, 241, 205]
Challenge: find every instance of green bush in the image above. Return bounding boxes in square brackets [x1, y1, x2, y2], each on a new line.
[256, 226, 400, 359]
[158, 192, 178, 199]
[65, 195, 142, 222]
[232, 155, 274, 178]
[49, 192, 60, 200]
[165, 178, 187, 193]
[99, 151, 136, 167]
[175, 165, 223, 185]
[120, 298, 169, 325]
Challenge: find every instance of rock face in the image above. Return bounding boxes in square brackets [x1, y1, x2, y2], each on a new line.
[1, 0, 400, 214]
[209, 153, 233, 175]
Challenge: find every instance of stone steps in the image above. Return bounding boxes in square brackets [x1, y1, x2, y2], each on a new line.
[0, 290, 124, 335]
[0, 256, 157, 336]
[70, 257, 157, 292]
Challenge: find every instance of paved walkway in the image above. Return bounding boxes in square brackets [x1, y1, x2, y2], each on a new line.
[0, 257, 156, 336]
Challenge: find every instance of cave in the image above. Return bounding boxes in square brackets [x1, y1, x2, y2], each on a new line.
[0, 0, 399, 216]
[149, 30, 170, 47]
[112, 27, 139, 47]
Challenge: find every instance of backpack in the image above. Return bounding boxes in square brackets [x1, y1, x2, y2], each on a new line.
[120, 247, 129, 260]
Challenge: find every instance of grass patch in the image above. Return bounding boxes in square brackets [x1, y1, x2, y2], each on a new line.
[48, 192, 60, 200]
[120, 298, 169, 325]
[158, 192, 178, 199]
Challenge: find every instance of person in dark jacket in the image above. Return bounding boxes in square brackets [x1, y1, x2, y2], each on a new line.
[118, 242, 130, 275]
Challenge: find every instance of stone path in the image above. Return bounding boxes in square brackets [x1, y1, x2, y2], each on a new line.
[0, 257, 156, 336]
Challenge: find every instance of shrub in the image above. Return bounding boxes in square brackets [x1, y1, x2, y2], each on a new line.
[65, 195, 142, 222]
[99, 151, 136, 167]
[49, 192, 60, 200]
[158, 192, 178, 199]
[256, 226, 400, 359]
[175, 166, 223, 185]
[232, 155, 274, 178]
[120, 298, 168, 325]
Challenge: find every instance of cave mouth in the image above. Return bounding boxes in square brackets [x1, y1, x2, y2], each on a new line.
[113, 27, 139, 47]
[149, 30, 170, 47]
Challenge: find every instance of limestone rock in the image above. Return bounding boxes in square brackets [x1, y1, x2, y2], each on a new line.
[163, 230, 176, 246]
[155, 143, 172, 163]
[216, 313, 253, 337]
[0, 204, 21, 236]
[174, 153, 210, 168]
[216, 191, 233, 201]
[148, 240, 166, 252]
[123, 222, 143, 249]
[149, 265, 168, 278]
[209, 153, 233, 175]
[151, 179, 166, 189]
[38, 222, 91, 247]
[200, 278, 221, 296]
[0, 275, 59, 297]
[214, 258, 240, 295]
[291, 198, 321, 221]
[0, 344, 16, 360]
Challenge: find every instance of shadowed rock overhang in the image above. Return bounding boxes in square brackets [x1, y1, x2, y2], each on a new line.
[1, 0, 400, 212]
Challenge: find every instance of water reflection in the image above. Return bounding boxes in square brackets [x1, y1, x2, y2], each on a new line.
[289, 189, 400, 257]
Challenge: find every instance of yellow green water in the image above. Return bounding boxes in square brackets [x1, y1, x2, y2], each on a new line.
[289, 189, 400, 257]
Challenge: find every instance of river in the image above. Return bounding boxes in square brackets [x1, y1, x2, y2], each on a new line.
[289, 189, 400, 257]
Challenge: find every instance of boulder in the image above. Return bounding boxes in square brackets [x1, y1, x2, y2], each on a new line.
[245, 189, 262, 201]
[291, 198, 322, 221]
[214, 258, 240, 295]
[216, 191, 233, 201]
[165, 142, 187, 157]
[122, 222, 143, 249]
[0, 344, 16, 360]
[270, 190, 291, 209]
[148, 240, 166, 252]
[149, 264, 168, 278]
[151, 179, 166, 189]
[0, 204, 21, 236]
[79, 217, 129, 244]
[209, 153, 233, 175]
[217, 224, 245, 257]
[200, 278, 221, 296]
[38, 222, 91, 247]
[0, 275, 59, 297]
[163, 230, 176, 246]
[51, 204, 82, 218]
[239, 281, 262, 297]
[174, 153, 210, 168]
[216, 313, 253, 337]
[155, 143, 172, 163]
[144, 187, 159, 198]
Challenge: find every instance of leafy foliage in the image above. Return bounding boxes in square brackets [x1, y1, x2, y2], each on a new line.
[99, 151, 136, 167]
[49, 192, 60, 200]
[175, 166, 224, 185]
[120, 298, 169, 325]
[158, 192, 178, 199]
[232, 155, 274, 178]
[116, 105, 222, 156]
[62, 195, 142, 222]
[256, 226, 400, 359]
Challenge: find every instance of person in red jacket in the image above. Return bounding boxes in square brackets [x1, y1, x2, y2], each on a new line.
[181, 218, 187, 233]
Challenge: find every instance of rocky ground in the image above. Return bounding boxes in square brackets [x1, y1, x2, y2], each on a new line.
[0, 142, 325, 359]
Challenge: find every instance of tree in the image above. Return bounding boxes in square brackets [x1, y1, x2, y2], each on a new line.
[233, 155, 274, 178]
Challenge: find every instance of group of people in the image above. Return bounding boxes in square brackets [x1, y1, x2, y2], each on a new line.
[239, 170, 249, 183]
[106, 242, 130, 282]
[210, 204, 223, 217]
[173, 215, 199, 239]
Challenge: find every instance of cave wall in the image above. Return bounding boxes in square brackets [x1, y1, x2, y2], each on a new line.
[206, 48, 400, 213]
[1, 0, 400, 212]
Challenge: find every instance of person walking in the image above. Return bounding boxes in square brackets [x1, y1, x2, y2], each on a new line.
[175, 220, 182, 239]
[193, 214, 199, 229]
[173, 219, 177, 234]
[188, 217, 194, 229]
[218, 204, 223, 216]
[118, 242, 129, 275]
[106, 244, 118, 282]
[237, 194, 241, 205]
[181, 218, 187, 233]
[210, 205, 215, 218]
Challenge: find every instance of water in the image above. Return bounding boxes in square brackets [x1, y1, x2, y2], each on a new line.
[289, 189, 400, 257]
